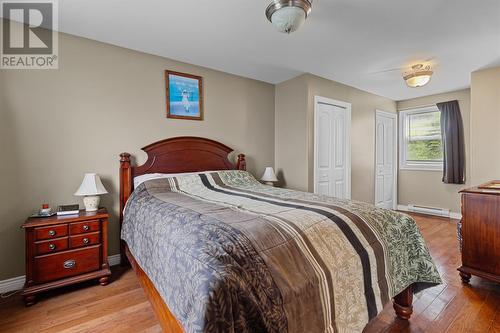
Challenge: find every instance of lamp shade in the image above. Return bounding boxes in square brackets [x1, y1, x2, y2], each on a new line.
[261, 167, 278, 182]
[74, 173, 108, 196]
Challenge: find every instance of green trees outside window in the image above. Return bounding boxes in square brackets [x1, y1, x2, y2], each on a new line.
[407, 111, 443, 162]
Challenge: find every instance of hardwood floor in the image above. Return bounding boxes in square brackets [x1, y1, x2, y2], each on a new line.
[1, 213, 499, 332]
[365, 213, 500, 333]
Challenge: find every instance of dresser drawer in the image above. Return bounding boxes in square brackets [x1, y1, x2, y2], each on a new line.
[34, 245, 101, 283]
[35, 237, 68, 255]
[35, 224, 68, 241]
[70, 220, 100, 235]
[70, 232, 100, 249]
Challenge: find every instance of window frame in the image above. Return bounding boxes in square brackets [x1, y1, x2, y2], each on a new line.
[399, 106, 443, 171]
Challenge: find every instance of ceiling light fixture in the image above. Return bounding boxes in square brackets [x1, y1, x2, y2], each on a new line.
[403, 64, 433, 88]
[266, 0, 312, 34]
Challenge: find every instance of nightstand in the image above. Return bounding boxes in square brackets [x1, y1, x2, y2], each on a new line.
[21, 208, 111, 306]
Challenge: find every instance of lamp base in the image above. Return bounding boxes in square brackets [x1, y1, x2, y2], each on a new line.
[83, 195, 100, 212]
[263, 181, 275, 187]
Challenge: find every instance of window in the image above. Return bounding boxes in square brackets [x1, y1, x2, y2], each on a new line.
[399, 106, 443, 170]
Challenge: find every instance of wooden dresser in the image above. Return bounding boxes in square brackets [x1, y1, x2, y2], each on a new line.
[458, 182, 500, 284]
[21, 208, 111, 306]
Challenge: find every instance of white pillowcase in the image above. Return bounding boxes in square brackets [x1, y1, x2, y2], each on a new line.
[134, 171, 218, 188]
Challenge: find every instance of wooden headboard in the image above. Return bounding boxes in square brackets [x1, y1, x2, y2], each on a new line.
[118, 136, 246, 263]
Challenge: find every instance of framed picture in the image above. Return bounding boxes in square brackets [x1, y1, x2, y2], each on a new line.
[165, 70, 203, 120]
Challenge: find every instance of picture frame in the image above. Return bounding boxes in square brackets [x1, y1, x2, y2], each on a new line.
[165, 70, 203, 120]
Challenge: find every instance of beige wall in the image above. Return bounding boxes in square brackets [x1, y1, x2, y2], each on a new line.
[0, 68, 26, 282]
[470, 67, 500, 184]
[0, 31, 276, 280]
[275, 74, 397, 204]
[396, 89, 471, 213]
[274, 75, 309, 190]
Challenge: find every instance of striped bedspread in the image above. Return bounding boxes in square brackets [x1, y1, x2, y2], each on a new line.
[122, 170, 441, 333]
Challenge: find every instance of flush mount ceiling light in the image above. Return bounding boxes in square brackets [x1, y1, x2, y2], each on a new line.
[266, 0, 312, 34]
[403, 64, 434, 88]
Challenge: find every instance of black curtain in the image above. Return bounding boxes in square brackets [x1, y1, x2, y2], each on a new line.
[437, 100, 465, 184]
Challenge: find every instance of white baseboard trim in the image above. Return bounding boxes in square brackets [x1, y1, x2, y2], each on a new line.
[397, 204, 461, 220]
[0, 254, 121, 294]
[0, 275, 26, 294]
[108, 254, 121, 267]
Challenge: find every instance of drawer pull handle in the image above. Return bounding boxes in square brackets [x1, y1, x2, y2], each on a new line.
[49, 244, 56, 250]
[83, 225, 89, 231]
[48, 230, 56, 236]
[63, 260, 76, 269]
[83, 238, 89, 244]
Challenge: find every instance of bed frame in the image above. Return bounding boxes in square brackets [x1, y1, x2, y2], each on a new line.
[118, 136, 413, 332]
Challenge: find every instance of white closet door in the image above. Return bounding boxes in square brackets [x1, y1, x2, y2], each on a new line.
[314, 97, 351, 199]
[375, 110, 397, 209]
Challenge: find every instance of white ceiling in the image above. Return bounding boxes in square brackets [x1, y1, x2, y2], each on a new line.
[42, 1, 500, 99]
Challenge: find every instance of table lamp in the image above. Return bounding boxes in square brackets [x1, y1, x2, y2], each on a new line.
[261, 167, 278, 186]
[74, 173, 108, 212]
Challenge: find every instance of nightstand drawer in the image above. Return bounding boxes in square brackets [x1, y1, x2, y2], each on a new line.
[70, 220, 100, 235]
[70, 232, 100, 249]
[35, 237, 68, 255]
[34, 245, 101, 283]
[35, 224, 68, 241]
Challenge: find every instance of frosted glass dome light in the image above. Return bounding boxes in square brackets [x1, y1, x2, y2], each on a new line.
[403, 64, 434, 88]
[266, 0, 312, 34]
[270, 6, 306, 33]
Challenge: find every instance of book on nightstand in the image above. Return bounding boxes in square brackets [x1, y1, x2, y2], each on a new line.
[57, 204, 80, 216]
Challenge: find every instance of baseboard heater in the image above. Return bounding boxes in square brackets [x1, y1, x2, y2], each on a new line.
[407, 204, 450, 217]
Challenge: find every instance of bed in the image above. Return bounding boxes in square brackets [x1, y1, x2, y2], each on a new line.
[119, 136, 441, 333]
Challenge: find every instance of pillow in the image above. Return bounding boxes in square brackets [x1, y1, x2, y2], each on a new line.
[134, 171, 218, 188]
